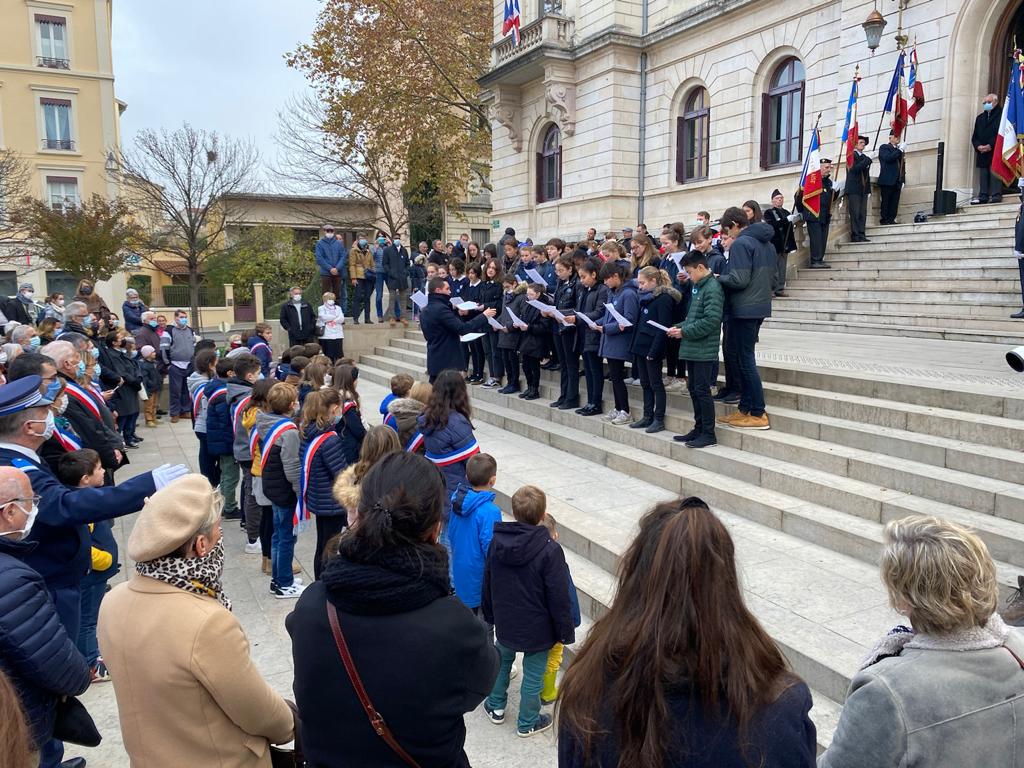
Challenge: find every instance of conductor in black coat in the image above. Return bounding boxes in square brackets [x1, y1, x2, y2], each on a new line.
[877, 131, 906, 225]
[419, 277, 496, 383]
[972, 94, 1003, 204]
[846, 136, 872, 243]
[279, 286, 317, 346]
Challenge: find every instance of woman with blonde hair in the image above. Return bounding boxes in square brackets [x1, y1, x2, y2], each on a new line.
[629, 236, 660, 277]
[332, 424, 401, 529]
[820, 515, 1024, 767]
[628, 266, 680, 434]
[317, 291, 345, 363]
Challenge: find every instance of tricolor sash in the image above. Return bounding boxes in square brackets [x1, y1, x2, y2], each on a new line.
[231, 395, 252, 436]
[295, 431, 336, 528]
[191, 387, 205, 419]
[425, 439, 479, 467]
[250, 341, 270, 358]
[258, 418, 298, 473]
[64, 382, 103, 421]
[55, 426, 82, 452]
[384, 413, 398, 432]
[405, 431, 425, 453]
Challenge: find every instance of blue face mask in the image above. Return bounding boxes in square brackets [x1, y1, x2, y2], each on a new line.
[45, 380, 62, 401]
[77, 360, 87, 376]
[983, 102, 994, 111]
[148, 320, 158, 328]
[359, 239, 367, 248]
[28, 336, 41, 350]
[90, 347, 99, 360]
[82, 316, 93, 329]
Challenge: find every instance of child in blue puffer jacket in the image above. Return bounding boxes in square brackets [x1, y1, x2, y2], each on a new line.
[449, 453, 502, 633]
[299, 388, 349, 579]
[418, 371, 480, 519]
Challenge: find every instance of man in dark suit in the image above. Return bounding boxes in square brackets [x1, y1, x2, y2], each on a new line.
[804, 160, 834, 269]
[846, 136, 872, 243]
[877, 131, 906, 225]
[764, 189, 797, 296]
[279, 286, 316, 346]
[972, 94, 1003, 205]
[383, 237, 412, 326]
[419, 277, 496, 383]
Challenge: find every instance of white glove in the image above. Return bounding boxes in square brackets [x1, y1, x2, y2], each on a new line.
[152, 463, 190, 490]
[834, 178, 846, 194]
[787, 213, 801, 223]
[898, 142, 906, 152]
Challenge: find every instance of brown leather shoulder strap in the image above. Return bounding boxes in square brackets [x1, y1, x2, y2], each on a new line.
[1005, 643, 1024, 670]
[326, 602, 422, 768]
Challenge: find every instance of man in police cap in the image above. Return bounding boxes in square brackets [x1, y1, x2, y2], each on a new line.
[0, 376, 188, 641]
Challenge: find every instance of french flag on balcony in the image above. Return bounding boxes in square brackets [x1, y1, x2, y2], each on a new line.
[992, 50, 1024, 185]
[503, 0, 522, 46]
[799, 127, 823, 218]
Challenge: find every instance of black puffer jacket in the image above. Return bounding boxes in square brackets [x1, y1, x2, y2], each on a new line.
[0, 537, 91, 748]
[497, 286, 529, 351]
[479, 279, 503, 312]
[575, 282, 608, 353]
[552, 275, 579, 335]
[517, 297, 552, 359]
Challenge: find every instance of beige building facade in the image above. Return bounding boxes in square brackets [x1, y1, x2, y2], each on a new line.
[0, 0, 128, 301]
[482, 0, 1019, 242]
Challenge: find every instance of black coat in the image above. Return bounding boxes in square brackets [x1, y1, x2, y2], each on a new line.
[517, 299, 551, 359]
[479, 280, 503, 311]
[3, 297, 34, 325]
[575, 282, 609, 353]
[420, 292, 488, 377]
[482, 522, 575, 653]
[846, 151, 873, 196]
[280, 301, 317, 345]
[497, 290, 528, 351]
[383, 245, 412, 290]
[631, 289, 677, 359]
[553, 275, 579, 335]
[287, 547, 498, 768]
[0, 538, 91, 748]
[58, 373, 125, 471]
[972, 108, 1002, 168]
[99, 345, 142, 417]
[764, 207, 797, 255]
[877, 143, 905, 187]
[559, 678, 816, 768]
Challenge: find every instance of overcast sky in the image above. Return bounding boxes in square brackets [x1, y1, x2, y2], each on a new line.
[112, 0, 322, 189]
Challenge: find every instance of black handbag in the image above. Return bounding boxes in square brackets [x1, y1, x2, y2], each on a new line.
[52, 696, 101, 747]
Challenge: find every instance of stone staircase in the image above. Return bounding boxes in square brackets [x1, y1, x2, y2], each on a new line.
[356, 329, 1024, 749]
[771, 202, 1024, 344]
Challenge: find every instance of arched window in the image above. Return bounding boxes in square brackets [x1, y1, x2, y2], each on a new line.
[761, 57, 805, 168]
[676, 87, 710, 184]
[536, 124, 561, 203]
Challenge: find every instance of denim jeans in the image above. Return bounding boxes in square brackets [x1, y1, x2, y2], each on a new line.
[731, 318, 765, 417]
[582, 350, 604, 407]
[271, 503, 296, 588]
[486, 642, 550, 730]
[686, 359, 717, 435]
[75, 578, 107, 666]
[118, 412, 139, 442]
[374, 273, 385, 319]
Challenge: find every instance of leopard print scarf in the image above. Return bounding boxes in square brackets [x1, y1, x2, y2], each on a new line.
[136, 540, 232, 610]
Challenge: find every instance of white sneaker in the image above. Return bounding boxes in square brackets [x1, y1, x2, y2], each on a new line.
[622, 377, 636, 386]
[272, 583, 305, 599]
[244, 539, 261, 555]
[604, 409, 619, 422]
[611, 411, 632, 426]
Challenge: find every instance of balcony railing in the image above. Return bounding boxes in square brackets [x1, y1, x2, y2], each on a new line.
[37, 56, 70, 69]
[492, 14, 574, 69]
[41, 138, 75, 151]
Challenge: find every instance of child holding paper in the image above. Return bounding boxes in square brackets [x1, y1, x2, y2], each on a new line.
[518, 283, 552, 401]
[597, 261, 639, 426]
[497, 276, 529, 395]
[548, 254, 580, 410]
[629, 266, 681, 434]
[574, 258, 609, 416]
[480, 258, 506, 389]
[464, 263, 487, 384]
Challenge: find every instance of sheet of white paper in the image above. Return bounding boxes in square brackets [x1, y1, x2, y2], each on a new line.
[411, 290, 428, 309]
[449, 296, 464, 307]
[575, 312, 599, 330]
[604, 302, 633, 327]
[646, 320, 672, 332]
[486, 315, 504, 331]
[456, 301, 482, 311]
[526, 299, 551, 312]
[459, 332, 485, 342]
[668, 252, 685, 268]
[525, 268, 546, 285]
[505, 307, 529, 330]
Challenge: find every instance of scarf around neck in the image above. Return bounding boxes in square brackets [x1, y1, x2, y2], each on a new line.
[136, 540, 231, 610]
[860, 613, 1011, 670]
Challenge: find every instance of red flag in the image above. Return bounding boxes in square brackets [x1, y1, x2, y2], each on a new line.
[891, 93, 909, 140]
[992, 52, 1024, 185]
[907, 47, 925, 121]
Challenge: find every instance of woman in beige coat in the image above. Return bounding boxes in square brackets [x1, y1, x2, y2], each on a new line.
[99, 474, 294, 767]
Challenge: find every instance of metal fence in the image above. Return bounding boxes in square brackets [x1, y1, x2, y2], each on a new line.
[159, 285, 225, 308]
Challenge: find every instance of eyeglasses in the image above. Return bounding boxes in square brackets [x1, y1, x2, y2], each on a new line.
[2, 495, 40, 508]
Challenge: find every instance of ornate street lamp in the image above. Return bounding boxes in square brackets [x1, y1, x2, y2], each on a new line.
[863, 8, 888, 53]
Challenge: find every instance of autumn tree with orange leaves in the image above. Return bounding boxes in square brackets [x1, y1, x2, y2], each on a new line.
[286, 0, 492, 215]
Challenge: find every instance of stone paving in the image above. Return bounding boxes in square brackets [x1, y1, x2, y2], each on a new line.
[73, 377, 558, 768]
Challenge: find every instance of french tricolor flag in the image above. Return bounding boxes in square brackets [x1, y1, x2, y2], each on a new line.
[992, 51, 1024, 185]
[799, 127, 823, 218]
[502, 0, 521, 46]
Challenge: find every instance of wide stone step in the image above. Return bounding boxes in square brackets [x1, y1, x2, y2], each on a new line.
[867, 216, 1017, 237]
[789, 279, 1022, 294]
[795, 267, 1021, 281]
[774, 296, 1019, 318]
[765, 317, 1024, 345]
[783, 287, 1021, 304]
[834, 233, 1010, 251]
[767, 307, 1024, 334]
[822, 255, 1015, 270]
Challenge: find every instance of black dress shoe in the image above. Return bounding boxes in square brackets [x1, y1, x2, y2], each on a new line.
[132, 436, 144, 442]
[723, 394, 741, 404]
[645, 419, 665, 434]
[629, 416, 653, 429]
[1012, 310, 1024, 319]
[559, 400, 580, 410]
[222, 509, 242, 520]
[549, 398, 564, 408]
[60, 758, 87, 768]
[523, 389, 540, 401]
[685, 434, 718, 449]
[518, 390, 530, 399]
[673, 429, 699, 443]
[992, 195, 1004, 203]
[712, 390, 732, 401]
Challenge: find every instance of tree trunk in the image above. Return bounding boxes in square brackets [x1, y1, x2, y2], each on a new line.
[188, 265, 201, 332]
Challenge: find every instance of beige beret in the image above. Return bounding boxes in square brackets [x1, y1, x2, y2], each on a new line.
[127, 474, 217, 562]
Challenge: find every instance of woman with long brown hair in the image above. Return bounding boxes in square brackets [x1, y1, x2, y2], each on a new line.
[417, 370, 478, 516]
[558, 497, 816, 768]
[333, 424, 401, 528]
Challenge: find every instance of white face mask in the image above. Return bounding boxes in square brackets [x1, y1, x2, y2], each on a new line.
[27, 411, 55, 441]
[326, 299, 335, 307]
[8, 499, 39, 541]
[325, 232, 335, 239]
[292, 294, 302, 303]
[57, 395, 68, 415]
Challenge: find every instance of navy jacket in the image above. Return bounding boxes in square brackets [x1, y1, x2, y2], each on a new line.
[553, 275, 579, 336]
[517, 298, 552, 359]
[336, 400, 366, 465]
[315, 236, 348, 276]
[449, 275, 469, 298]
[203, 377, 233, 457]
[481, 522, 575, 654]
[420, 292, 489, 377]
[0, 446, 155, 598]
[122, 299, 147, 331]
[599, 281, 640, 361]
[300, 424, 349, 518]
[0, 537, 91, 748]
[846, 150, 873, 196]
[632, 288, 679, 359]
[383, 245, 412, 290]
[479, 280, 503, 312]
[764, 207, 797, 255]
[559, 679, 816, 768]
[247, 337, 273, 377]
[877, 143, 905, 187]
[575, 282, 609, 353]
[418, 411, 478, 511]
[717, 222, 776, 320]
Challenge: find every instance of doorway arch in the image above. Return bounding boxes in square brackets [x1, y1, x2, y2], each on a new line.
[992, 0, 1024, 102]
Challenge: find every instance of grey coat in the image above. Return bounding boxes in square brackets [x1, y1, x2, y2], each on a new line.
[819, 621, 1024, 768]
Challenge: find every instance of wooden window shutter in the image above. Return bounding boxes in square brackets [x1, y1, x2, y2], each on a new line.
[556, 147, 562, 199]
[536, 152, 544, 203]
[760, 92, 771, 169]
[676, 116, 686, 184]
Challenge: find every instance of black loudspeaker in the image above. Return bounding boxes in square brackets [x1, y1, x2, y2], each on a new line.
[933, 190, 957, 216]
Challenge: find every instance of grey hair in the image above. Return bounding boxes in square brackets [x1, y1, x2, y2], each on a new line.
[41, 340, 78, 370]
[10, 326, 34, 344]
[141, 311, 156, 322]
[65, 301, 87, 320]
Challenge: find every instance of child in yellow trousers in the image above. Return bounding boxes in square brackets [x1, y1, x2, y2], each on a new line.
[541, 514, 580, 705]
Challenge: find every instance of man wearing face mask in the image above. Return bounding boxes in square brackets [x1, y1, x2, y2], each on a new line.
[57, 301, 92, 339]
[347, 235, 375, 324]
[279, 286, 316, 347]
[11, 324, 40, 353]
[2, 282, 37, 326]
[971, 94, 1004, 205]
[0, 463, 92, 768]
[315, 225, 349, 314]
[160, 309, 197, 422]
[122, 288, 148, 332]
[383, 235, 412, 326]
[5, 352, 78, 474]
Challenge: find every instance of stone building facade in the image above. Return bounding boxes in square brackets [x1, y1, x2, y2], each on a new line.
[481, 0, 1020, 242]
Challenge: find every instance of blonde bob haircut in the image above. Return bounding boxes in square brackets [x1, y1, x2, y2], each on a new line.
[881, 515, 998, 634]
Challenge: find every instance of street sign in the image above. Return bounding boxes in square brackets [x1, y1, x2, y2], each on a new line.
[492, 219, 500, 229]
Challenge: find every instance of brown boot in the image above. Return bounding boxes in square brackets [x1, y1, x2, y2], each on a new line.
[262, 557, 271, 575]
[170, 415, 180, 424]
[1004, 576, 1024, 627]
[716, 410, 746, 425]
[292, 560, 302, 575]
[401, 318, 409, 327]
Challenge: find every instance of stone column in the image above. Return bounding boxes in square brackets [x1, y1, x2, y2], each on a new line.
[224, 283, 234, 308]
[253, 283, 264, 323]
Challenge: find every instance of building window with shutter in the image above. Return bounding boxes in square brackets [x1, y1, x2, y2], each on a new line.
[36, 15, 70, 69]
[40, 98, 74, 151]
[762, 57, 805, 168]
[46, 177, 79, 213]
[536, 124, 562, 204]
[676, 87, 710, 184]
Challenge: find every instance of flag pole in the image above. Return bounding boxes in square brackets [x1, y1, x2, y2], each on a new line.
[874, 48, 904, 149]
[835, 67, 859, 195]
